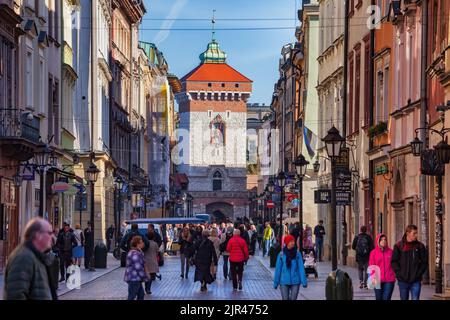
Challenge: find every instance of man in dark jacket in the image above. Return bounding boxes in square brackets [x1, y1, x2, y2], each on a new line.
[56, 223, 77, 282]
[106, 224, 115, 252]
[314, 220, 326, 261]
[4, 217, 57, 300]
[239, 224, 250, 247]
[120, 223, 149, 252]
[148, 224, 162, 248]
[352, 226, 374, 289]
[83, 221, 94, 269]
[391, 225, 428, 300]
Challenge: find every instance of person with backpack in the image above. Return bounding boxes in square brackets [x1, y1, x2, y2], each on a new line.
[391, 225, 428, 300]
[273, 235, 307, 300]
[352, 226, 375, 289]
[226, 229, 249, 291]
[368, 233, 396, 300]
[220, 227, 233, 279]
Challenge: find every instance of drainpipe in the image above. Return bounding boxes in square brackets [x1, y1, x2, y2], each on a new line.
[369, 0, 375, 238]
[419, 0, 429, 284]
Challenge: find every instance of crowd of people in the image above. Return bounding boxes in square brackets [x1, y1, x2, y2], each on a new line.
[2, 216, 428, 301]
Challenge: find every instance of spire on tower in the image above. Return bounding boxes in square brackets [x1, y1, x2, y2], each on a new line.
[212, 9, 216, 42]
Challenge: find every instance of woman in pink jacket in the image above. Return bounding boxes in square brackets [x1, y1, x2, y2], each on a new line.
[368, 233, 396, 300]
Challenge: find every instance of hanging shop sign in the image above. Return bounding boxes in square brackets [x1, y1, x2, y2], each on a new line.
[51, 182, 70, 193]
[314, 189, 331, 204]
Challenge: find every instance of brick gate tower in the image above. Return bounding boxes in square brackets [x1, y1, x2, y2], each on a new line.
[175, 35, 253, 222]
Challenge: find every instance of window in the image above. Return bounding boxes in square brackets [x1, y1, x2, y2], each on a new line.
[349, 52, 354, 134]
[355, 50, 361, 132]
[212, 171, 222, 191]
[376, 70, 383, 122]
[235, 83, 239, 88]
[364, 40, 370, 127]
[26, 51, 33, 108]
[208, 110, 212, 117]
[383, 66, 389, 122]
[226, 110, 230, 118]
[221, 83, 225, 87]
[39, 59, 44, 113]
[208, 83, 212, 87]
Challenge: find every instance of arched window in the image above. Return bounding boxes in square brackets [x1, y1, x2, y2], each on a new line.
[213, 171, 222, 191]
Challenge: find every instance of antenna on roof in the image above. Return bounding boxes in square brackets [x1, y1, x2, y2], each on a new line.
[212, 9, 216, 42]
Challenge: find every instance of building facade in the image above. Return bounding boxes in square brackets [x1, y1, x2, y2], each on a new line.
[176, 38, 252, 222]
[316, 0, 345, 260]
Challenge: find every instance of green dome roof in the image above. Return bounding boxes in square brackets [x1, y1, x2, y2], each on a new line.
[199, 40, 227, 64]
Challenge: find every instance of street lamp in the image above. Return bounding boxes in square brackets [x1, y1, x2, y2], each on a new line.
[294, 154, 310, 251]
[322, 126, 345, 271]
[13, 172, 23, 188]
[410, 102, 450, 294]
[410, 135, 424, 157]
[35, 142, 51, 217]
[276, 171, 287, 242]
[86, 154, 100, 271]
[115, 176, 124, 241]
[313, 158, 320, 173]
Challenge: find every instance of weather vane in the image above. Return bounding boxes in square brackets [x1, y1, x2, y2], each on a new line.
[212, 9, 216, 42]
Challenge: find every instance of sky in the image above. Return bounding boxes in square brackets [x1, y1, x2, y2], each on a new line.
[139, 0, 301, 105]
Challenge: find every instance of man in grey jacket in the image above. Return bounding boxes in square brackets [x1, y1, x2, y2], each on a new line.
[4, 217, 57, 300]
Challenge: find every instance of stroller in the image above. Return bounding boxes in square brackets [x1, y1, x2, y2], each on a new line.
[302, 248, 318, 279]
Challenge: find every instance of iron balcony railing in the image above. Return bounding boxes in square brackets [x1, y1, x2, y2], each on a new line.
[0, 108, 40, 143]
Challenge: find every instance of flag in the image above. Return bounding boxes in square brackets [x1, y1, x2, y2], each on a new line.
[303, 126, 318, 158]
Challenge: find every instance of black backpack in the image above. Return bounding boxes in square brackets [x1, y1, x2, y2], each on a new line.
[220, 234, 231, 253]
[356, 235, 370, 257]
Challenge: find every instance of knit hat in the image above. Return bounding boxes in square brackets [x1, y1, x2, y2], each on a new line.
[284, 235, 295, 246]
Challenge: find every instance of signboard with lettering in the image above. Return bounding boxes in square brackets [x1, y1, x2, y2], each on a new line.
[74, 194, 87, 211]
[266, 200, 275, 208]
[336, 171, 352, 192]
[314, 189, 331, 204]
[336, 191, 352, 206]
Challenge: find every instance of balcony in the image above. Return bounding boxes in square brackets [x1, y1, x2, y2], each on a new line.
[63, 41, 73, 67]
[0, 108, 40, 161]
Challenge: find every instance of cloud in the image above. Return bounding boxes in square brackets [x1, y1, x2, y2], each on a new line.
[153, 0, 189, 45]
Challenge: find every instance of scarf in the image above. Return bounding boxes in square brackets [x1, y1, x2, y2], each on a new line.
[283, 246, 297, 269]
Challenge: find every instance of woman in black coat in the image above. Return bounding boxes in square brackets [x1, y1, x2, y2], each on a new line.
[193, 230, 218, 292]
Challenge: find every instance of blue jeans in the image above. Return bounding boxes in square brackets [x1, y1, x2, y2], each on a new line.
[128, 281, 144, 300]
[398, 281, 421, 300]
[263, 240, 271, 257]
[280, 285, 300, 300]
[374, 282, 395, 300]
[223, 255, 230, 278]
[315, 238, 323, 261]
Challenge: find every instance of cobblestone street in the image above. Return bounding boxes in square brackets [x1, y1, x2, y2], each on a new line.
[59, 248, 436, 300]
[60, 252, 286, 300]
